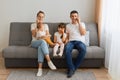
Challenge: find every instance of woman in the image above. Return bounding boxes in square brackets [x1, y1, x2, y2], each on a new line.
[31, 11, 56, 76]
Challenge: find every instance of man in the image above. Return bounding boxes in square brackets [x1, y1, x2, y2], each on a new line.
[64, 10, 87, 78]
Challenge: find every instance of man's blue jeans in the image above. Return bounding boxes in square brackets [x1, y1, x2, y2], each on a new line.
[64, 41, 86, 71]
[31, 40, 49, 63]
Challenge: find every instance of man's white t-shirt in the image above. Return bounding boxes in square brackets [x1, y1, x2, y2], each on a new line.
[54, 32, 67, 43]
[66, 22, 86, 43]
[31, 23, 49, 41]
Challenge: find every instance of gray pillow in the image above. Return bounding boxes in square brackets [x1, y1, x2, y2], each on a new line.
[85, 31, 90, 46]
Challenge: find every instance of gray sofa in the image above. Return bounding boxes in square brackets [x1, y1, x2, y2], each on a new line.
[2, 22, 105, 68]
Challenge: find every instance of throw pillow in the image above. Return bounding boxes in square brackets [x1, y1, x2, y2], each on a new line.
[85, 31, 90, 46]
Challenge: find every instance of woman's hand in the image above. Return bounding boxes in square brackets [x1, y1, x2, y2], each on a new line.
[37, 36, 47, 40]
[46, 34, 51, 37]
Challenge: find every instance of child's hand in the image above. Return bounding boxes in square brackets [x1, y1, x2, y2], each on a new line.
[61, 28, 65, 34]
[58, 42, 62, 45]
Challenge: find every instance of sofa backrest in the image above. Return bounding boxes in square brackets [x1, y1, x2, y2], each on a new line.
[9, 22, 98, 46]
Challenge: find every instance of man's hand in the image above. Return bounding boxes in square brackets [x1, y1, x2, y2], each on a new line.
[76, 17, 86, 35]
[76, 16, 81, 24]
[79, 23, 86, 35]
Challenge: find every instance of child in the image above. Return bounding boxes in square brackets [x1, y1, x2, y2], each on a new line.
[35, 22, 55, 47]
[53, 23, 67, 57]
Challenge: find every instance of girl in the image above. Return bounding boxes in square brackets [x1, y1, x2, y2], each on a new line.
[53, 23, 67, 57]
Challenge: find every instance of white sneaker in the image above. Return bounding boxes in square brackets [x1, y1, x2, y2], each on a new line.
[37, 69, 42, 76]
[48, 61, 57, 70]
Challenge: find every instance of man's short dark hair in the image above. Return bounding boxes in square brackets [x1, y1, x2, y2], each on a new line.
[70, 10, 78, 15]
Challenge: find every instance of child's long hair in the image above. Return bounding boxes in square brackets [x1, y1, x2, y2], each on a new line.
[58, 23, 66, 38]
[58, 23, 66, 29]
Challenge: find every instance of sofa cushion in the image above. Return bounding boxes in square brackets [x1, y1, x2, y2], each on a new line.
[67, 46, 104, 59]
[3, 46, 37, 58]
[9, 23, 32, 46]
[85, 46, 104, 58]
[85, 23, 98, 46]
[3, 46, 104, 59]
[85, 31, 90, 46]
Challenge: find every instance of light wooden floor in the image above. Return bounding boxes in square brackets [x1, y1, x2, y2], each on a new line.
[0, 52, 112, 80]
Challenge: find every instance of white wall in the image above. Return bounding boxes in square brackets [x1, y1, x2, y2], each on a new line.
[0, 0, 96, 51]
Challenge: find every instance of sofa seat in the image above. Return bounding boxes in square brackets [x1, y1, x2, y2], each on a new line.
[3, 46, 104, 59]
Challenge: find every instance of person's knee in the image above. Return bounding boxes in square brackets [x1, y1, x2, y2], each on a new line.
[40, 39, 46, 43]
[64, 44, 70, 51]
[41, 40, 47, 46]
[81, 45, 86, 54]
[55, 43, 59, 46]
[64, 44, 72, 56]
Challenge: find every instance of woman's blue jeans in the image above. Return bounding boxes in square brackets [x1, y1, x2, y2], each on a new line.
[64, 41, 86, 71]
[31, 40, 49, 63]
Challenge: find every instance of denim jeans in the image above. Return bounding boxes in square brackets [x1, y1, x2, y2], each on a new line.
[31, 40, 49, 63]
[64, 41, 86, 71]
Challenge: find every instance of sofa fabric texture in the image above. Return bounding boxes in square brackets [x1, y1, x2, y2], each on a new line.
[2, 22, 105, 68]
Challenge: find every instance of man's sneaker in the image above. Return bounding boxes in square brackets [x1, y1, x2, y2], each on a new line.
[67, 69, 75, 78]
[48, 61, 57, 70]
[37, 69, 42, 77]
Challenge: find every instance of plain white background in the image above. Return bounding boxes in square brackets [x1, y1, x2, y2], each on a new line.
[0, 0, 96, 51]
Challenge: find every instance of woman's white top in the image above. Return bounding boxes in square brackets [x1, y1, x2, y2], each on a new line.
[31, 23, 49, 41]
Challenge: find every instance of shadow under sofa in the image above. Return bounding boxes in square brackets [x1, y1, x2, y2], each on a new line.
[2, 22, 105, 68]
